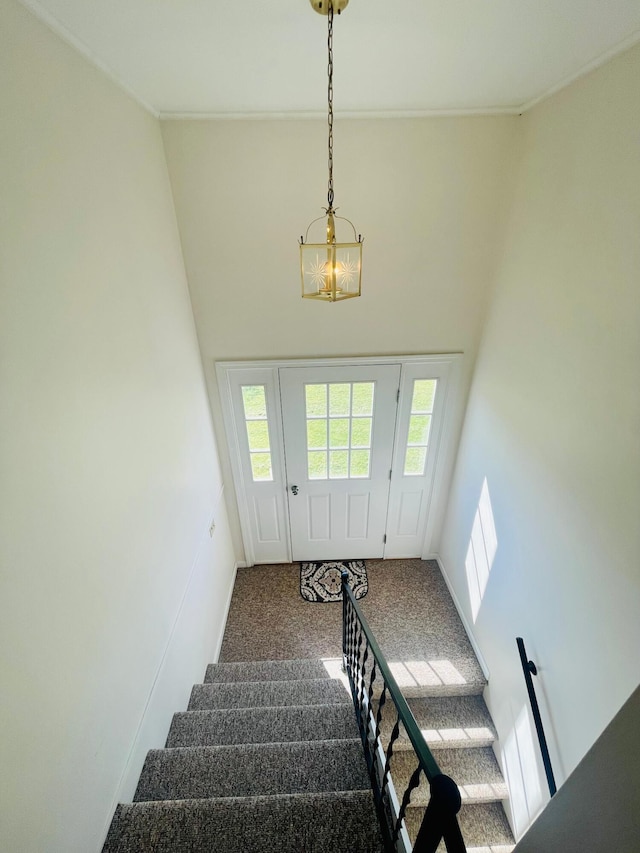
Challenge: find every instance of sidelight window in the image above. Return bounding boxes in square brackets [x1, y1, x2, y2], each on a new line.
[241, 385, 273, 481]
[403, 379, 437, 476]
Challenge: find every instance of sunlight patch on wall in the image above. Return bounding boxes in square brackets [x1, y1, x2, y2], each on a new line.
[465, 477, 498, 622]
[501, 705, 544, 838]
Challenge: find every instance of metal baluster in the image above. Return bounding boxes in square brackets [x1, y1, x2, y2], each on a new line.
[341, 572, 353, 675]
[349, 607, 361, 704]
[381, 712, 401, 797]
[344, 595, 353, 675]
[392, 762, 423, 843]
[351, 619, 361, 696]
[364, 657, 378, 764]
[356, 656, 376, 778]
[350, 620, 364, 734]
[355, 619, 363, 685]
[342, 575, 347, 665]
[349, 609, 358, 704]
[344, 597, 352, 671]
[348, 599, 357, 670]
[367, 655, 378, 735]
[367, 657, 377, 707]
[372, 681, 387, 763]
[365, 679, 395, 853]
[358, 639, 370, 721]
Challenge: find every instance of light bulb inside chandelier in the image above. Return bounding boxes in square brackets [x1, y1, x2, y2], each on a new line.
[299, 0, 363, 302]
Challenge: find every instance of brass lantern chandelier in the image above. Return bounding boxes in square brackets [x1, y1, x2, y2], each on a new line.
[300, 0, 363, 302]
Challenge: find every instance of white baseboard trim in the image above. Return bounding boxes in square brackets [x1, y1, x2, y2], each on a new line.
[212, 561, 239, 663]
[435, 555, 491, 681]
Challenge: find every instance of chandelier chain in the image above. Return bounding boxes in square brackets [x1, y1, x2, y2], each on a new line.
[327, 2, 334, 210]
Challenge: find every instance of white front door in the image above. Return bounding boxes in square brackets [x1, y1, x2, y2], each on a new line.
[217, 355, 461, 565]
[279, 364, 400, 560]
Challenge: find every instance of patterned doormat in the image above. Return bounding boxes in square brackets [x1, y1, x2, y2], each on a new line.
[300, 560, 368, 603]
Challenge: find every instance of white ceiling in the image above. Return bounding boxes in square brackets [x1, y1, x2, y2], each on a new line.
[20, 0, 640, 117]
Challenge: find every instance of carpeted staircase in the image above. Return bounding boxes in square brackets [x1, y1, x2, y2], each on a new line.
[384, 693, 515, 851]
[104, 656, 515, 852]
[104, 556, 520, 852]
[102, 659, 385, 852]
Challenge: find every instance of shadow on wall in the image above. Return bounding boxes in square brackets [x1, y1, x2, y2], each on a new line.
[465, 477, 498, 622]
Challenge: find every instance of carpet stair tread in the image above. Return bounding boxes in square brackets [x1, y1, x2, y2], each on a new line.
[391, 746, 508, 806]
[205, 658, 332, 683]
[188, 677, 349, 710]
[134, 739, 370, 802]
[405, 802, 515, 850]
[463, 847, 515, 853]
[103, 790, 385, 853]
[383, 656, 487, 698]
[361, 674, 487, 701]
[167, 703, 359, 748]
[392, 679, 487, 699]
[380, 694, 497, 751]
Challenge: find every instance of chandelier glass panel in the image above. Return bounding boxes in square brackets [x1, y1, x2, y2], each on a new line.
[300, 0, 363, 302]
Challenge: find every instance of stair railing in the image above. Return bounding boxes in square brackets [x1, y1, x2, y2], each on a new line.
[516, 637, 557, 797]
[341, 571, 466, 853]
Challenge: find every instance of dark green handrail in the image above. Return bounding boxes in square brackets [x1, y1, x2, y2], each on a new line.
[517, 637, 557, 797]
[342, 575, 441, 780]
[341, 570, 465, 853]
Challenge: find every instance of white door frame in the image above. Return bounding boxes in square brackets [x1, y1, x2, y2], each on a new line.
[216, 354, 463, 566]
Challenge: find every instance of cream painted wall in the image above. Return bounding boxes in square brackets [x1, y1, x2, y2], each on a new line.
[161, 116, 520, 560]
[439, 44, 640, 839]
[0, 2, 236, 851]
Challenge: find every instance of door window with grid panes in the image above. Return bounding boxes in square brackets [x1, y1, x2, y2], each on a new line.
[305, 382, 374, 480]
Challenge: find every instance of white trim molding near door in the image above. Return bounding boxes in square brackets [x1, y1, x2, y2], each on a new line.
[216, 355, 463, 565]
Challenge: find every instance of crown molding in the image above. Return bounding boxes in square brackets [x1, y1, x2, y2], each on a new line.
[159, 105, 522, 121]
[17, 1, 640, 124]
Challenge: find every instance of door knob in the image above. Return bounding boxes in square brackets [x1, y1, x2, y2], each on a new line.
[290, 485, 299, 495]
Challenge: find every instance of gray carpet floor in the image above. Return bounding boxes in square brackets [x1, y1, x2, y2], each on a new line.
[220, 558, 485, 691]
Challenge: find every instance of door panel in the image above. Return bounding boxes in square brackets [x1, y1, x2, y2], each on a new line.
[255, 495, 281, 542]
[280, 364, 400, 561]
[397, 491, 423, 536]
